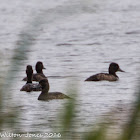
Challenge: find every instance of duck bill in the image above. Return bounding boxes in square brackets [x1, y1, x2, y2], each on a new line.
[43, 66, 46, 69]
[118, 68, 125, 72]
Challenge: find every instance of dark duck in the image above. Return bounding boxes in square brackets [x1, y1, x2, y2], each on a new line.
[85, 63, 124, 81]
[23, 61, 47, 82]
[38, 79, 70, 101]
[20, 65, 42, 92]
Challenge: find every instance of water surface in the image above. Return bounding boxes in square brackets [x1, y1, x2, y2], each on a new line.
[0, 0, 140, 138]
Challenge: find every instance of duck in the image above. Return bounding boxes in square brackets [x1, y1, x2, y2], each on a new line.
[20, 65, 42, 92]
[38, 78, 70, 100]
[85, 62, 124, 81]
[22, 61, 47, 81]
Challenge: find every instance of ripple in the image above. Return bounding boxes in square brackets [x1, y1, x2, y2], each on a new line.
[125, 30, 140, 35]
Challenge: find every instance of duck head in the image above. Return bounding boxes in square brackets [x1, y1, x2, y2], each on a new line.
[35, 61, 46, 73]
[109, 63, 124, 75]
[26, 65, 33, 83]
[39, 78, 49, 89]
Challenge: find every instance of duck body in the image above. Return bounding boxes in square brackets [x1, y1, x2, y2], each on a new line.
[38, 79, 70, 101]
[20, 65, 42, 92]
[20, 83, 42, 92]
[33, 73, 46, 81]
[38, 92, 70, 100]
[23, 73, 46, 81]
[22, 61, 46, 82]
[85, 63, 124, 82]
[85, 73, 118, 81]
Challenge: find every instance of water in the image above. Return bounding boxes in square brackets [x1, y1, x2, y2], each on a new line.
[0, 0, 140, 138]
